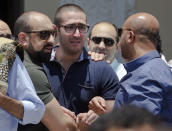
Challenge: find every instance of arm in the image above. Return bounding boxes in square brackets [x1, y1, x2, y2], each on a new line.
[76, 110, 99, 131]
[7, 55, 45, 124]
[0, 92, 24, 119]
[41, 98, 77, 131]
[99, 62, 120, 110]
[89, 96, 106, 114]
[105, 100, 114, 112]
[61, 106, 76, 120]
[89, 96, 114, 114]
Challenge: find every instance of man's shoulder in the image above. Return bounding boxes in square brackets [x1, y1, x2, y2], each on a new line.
[89, 59, 110, 68]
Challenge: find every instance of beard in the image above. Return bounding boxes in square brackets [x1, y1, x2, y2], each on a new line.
[27, 43, 52, 63]
[35, 50, 51, 63]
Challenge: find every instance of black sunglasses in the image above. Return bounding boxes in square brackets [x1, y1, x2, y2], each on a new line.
[26, 30, 57, 40]
[91, 37, 115, 46]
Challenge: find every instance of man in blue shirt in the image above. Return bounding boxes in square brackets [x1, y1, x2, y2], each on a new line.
[43, 4, 120, 128]
[114, 12, 172, 123]
[0, 20, 45, 131]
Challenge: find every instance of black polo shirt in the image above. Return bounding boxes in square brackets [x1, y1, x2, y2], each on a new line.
[43, 48, 119, 115]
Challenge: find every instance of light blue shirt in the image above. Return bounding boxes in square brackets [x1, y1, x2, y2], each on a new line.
[111, 59, 127, 80]
[0, 55, 45, 131]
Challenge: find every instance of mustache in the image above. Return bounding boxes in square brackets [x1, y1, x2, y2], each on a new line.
[91, 48, 107, 54]
[70, 38, 82, 41]
[43, 44, 53, 48]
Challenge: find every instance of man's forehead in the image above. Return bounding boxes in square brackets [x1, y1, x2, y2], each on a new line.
[60, 11, 86, 24]
[91, 25, 117, 38]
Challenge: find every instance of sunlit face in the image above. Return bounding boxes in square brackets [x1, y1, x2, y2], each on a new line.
[57, 11, 87, 55]
[26, 16, 56, 62]
[88, 24, 118, 63]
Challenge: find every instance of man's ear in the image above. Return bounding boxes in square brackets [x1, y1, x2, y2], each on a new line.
[128, 31, 135, 44]
[53, 24, 57, 31]
[18, 32, 28, 48]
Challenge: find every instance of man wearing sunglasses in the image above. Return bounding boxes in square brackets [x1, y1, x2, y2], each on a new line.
[14, 11, 77, 131]
[0, 20, 45, 131]
[87, 21, 126, 81]
[43, 4, 120, 129]
[113, 12, 172, 123]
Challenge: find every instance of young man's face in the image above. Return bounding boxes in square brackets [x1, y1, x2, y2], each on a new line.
[88, 24, 118, 63]
[57, 11, 88, 55]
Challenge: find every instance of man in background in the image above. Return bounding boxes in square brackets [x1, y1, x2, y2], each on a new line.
[87, 21, 126, 80]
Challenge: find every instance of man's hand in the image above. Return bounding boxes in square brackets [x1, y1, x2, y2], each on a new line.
[61, 106, 76, 121]
[76, 110, 99, 131]
[88, 51, 105, 62]
[89, 96, 107, 115]
[63, 115, 78, 131]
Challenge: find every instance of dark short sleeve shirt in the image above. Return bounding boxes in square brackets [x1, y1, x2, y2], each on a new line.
[18, 51, 53, 131]
[114, 50, 172, 123]
[43, 48, 119, 115]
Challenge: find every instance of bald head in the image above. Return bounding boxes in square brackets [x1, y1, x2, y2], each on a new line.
[123, 12, 162, 53]
[90, 21, 118, 42]
[124, 12, 159, 32]
[14, 11, 53, 36]
[0, 20, 12, 35]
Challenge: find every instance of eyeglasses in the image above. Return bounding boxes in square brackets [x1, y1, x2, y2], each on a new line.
[0, 34, 13, 40]
[59, 23, 89, 34]
[91, 37, 115, 46]
[26, 30, 57, 40]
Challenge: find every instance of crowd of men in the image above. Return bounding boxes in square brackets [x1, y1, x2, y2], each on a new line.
[0, 3, 172, 131]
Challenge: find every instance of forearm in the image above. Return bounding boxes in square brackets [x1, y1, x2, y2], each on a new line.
[105, 100, 114, 112]
[0, 93, 24, 119]
[41, 98, 77, 131]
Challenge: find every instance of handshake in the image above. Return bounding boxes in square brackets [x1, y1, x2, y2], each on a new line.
[61, 96, 110, 131]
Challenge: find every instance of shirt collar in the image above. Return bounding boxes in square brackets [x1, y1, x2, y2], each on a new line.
[124, 50, 160, 72]
[78, 47, 90, 62]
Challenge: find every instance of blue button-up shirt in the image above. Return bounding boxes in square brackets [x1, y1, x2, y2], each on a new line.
[114, 50, 172, 123]
[0, 55, 45, 131]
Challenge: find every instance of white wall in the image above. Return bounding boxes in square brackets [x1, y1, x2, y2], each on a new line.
[24, 0, 172, 60]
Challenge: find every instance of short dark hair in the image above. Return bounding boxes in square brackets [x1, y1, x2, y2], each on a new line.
[54, 3, 86, 27]
[14, 13, 31, 37]
[89, 105, 162, 131]
[89, 21, 119, 43]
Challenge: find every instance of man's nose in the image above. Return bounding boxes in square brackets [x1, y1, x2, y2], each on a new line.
[99, 40, 106, 49]
[47, 34, 55, 45]
[73, 28, 81, 37]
